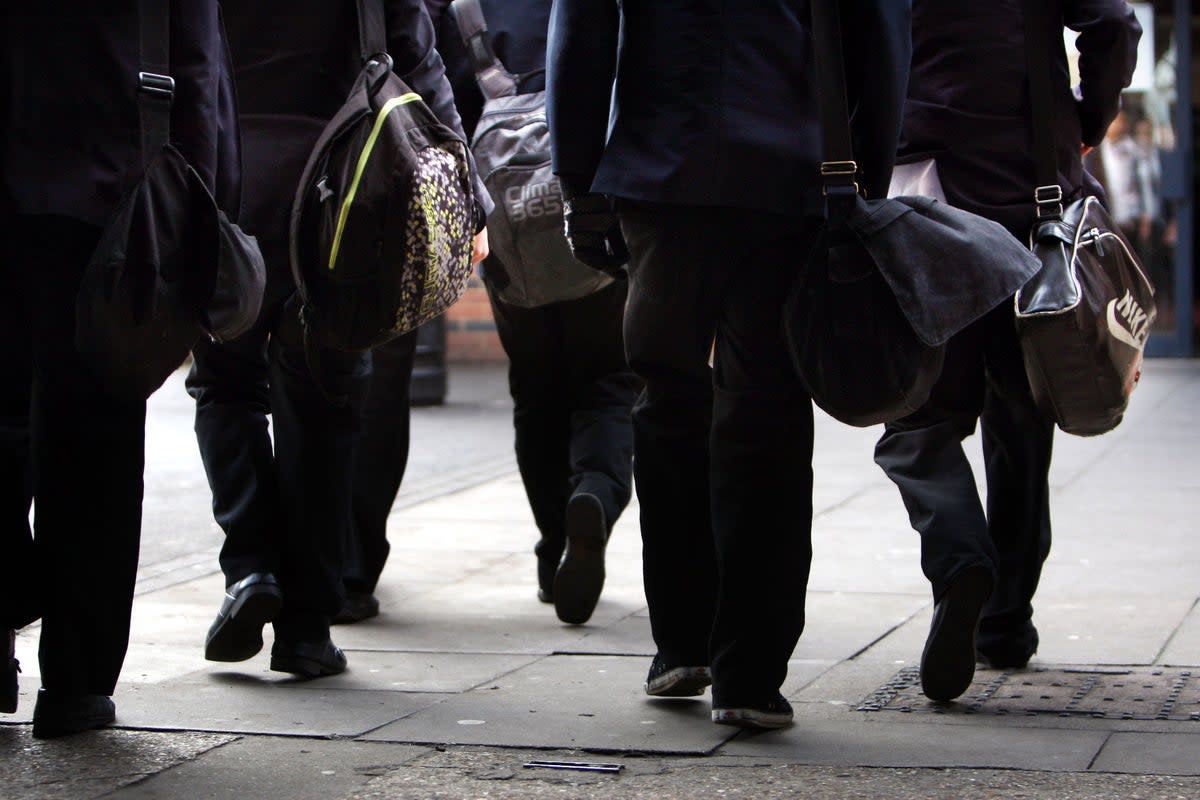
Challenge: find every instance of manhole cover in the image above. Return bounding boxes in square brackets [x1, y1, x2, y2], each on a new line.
[859, 666, 1200, 721]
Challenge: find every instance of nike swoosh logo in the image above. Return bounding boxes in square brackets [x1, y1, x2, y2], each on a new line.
[1106, 299, 1144, 350]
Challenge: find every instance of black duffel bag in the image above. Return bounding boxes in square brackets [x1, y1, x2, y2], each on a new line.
[77, 1, 264, 401]
[788, 0, 1042, 427]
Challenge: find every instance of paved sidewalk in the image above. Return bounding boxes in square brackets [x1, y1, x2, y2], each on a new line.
[3, 361, 1199, 799]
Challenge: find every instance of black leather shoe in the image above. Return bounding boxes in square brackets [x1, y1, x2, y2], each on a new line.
[977, 620, 1039, 670]
[3, 629, 18, 714]
[536, 553, 558, 604]
[205, 572, 283, 662]
[921, 564, 994, 702]
[553, 493, 607, 625]
[332, 591, 380, 625]
[32, 689, 116, 739]
[269, 638, 347, 679]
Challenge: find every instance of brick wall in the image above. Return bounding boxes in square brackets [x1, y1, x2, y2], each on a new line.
[445, 276, 506, 362]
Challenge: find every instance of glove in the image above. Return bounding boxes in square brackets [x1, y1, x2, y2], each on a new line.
[562, 192, 629, 276]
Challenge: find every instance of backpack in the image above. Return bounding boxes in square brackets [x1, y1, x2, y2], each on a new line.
[289, 0, 476, 352]
[450, 0, 612, 308]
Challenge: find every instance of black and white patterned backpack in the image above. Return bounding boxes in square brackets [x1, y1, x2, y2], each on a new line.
[290, 0, 475, 352]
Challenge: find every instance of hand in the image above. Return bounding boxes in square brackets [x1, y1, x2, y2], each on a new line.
[472, 229, 489, 265]
[562, 193, 629, 275]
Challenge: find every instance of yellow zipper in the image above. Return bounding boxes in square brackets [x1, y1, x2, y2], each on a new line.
[328, 92, 422, 270]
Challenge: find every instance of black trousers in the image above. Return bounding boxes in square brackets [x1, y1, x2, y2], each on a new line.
[186, 231, 370, 642]
[486, 278, 638, 565]
[874, 302, 1053, 652]
[617, 201, 820, 706]
[344, 330, 418, 594]
[0, 215, 145, 696]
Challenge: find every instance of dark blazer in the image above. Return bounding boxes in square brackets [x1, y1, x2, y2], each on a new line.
[547, 0, 911, 217]
[1, 1, 226, 227]
[899, 0, 1140, 232]
[425, 0, 551, 138]
[221, 0, 487, 245]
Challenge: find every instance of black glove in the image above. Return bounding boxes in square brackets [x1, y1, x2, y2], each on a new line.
[562, 192, 629, 276]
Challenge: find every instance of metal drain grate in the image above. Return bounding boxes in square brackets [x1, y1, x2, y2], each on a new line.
[858, 666, 1200, 721]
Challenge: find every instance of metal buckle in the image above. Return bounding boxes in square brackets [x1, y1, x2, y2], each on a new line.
[820, 160, 859, 195]
[1034, 184, 1063, 219]
[138, 72, 175, 100]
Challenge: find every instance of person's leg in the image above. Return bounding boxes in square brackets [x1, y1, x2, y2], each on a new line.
[344, 329, 419, 608]
[617, 202, 722, 674]
[978, 305, 1053, 667]
[187, 326, 280, 584]
[486, 281, 573, 601]
[703, 211, 819, 725]
[0, 211, 34, 715]
[874, 318, 998, 701]
[26, 216, 144, 734]
[268, 297, 370, 675]
[553, 280, 639, 624]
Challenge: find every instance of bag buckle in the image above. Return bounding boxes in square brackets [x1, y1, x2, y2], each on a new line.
[821, 160, 860, 195]
[138, 72, 175, 100]
[1034, 184, 1063, 219]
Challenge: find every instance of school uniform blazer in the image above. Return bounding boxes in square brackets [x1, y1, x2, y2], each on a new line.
[0, 1, 226, 227]
[546, 0, 911, 218]
[425, 0, 552, 139]
[899, 0, 1141, 233]
[222, 0, 488, 245]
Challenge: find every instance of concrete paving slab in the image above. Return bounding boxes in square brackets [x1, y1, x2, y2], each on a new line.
[361, 654, 734, 753]
[719, 717, 1109, 771]
[324, 611, 592, 655]
[107, 736, 430, 800]
[1090, 732, 1200, 776]
[168, 651, 541, 694]
[553, 613, 656, 657]
[1025, 594, 1197, 665]
[792, 592, 929, 662]
[1, 726, 232, 800]
[1160, 600, 1200, 666]
[110, 679, 445, 737]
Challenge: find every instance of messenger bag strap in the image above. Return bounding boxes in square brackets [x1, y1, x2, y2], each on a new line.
[1020, 0, 1065, 220]
[450, 0, 519, 99]
[356, 0, 389, 63]
[809, 0, 859, 224]
[137, 0, 174, 167]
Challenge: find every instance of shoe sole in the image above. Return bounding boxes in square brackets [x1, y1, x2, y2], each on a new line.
[711, 707, 793, 730]
[554, 494, 606, 625]
[32, 701, 116, 739]
[269, 652, 347, 679]
[645, 666, 712, 697]
[921, 565, 994, 702]
[204, 584, 283, 662]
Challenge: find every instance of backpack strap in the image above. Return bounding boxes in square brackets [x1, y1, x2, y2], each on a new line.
[809, 0, 859, 226]
[356, 0, 389, 63]
[136, 0, 174, 167]
[1020, 0, 1065, 220]
[450, 0, 518, 99]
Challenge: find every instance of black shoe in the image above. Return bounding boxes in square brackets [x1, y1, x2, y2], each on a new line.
[32, 689, 116, 739]
[270, 638, 347, 678]
[977, 619, 1039, 669]
[712, 693, 794, 729]
[536, 553, 559, 604]
[3, 629, 18, 714]
[553, 493, 607, 625]
[644, 654, 711, 697]
[921, 564, 994, 702]
[205, 572, 283, 662]
[332, 591, 380, 625]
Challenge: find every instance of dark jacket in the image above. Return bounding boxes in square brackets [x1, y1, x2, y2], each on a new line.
[547, 0, 911, 217]
[899, 0, 1140, 232]
[1, 1, 227, 227]
[425, 0, 551, 138]
[221, 0, 488, 244]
